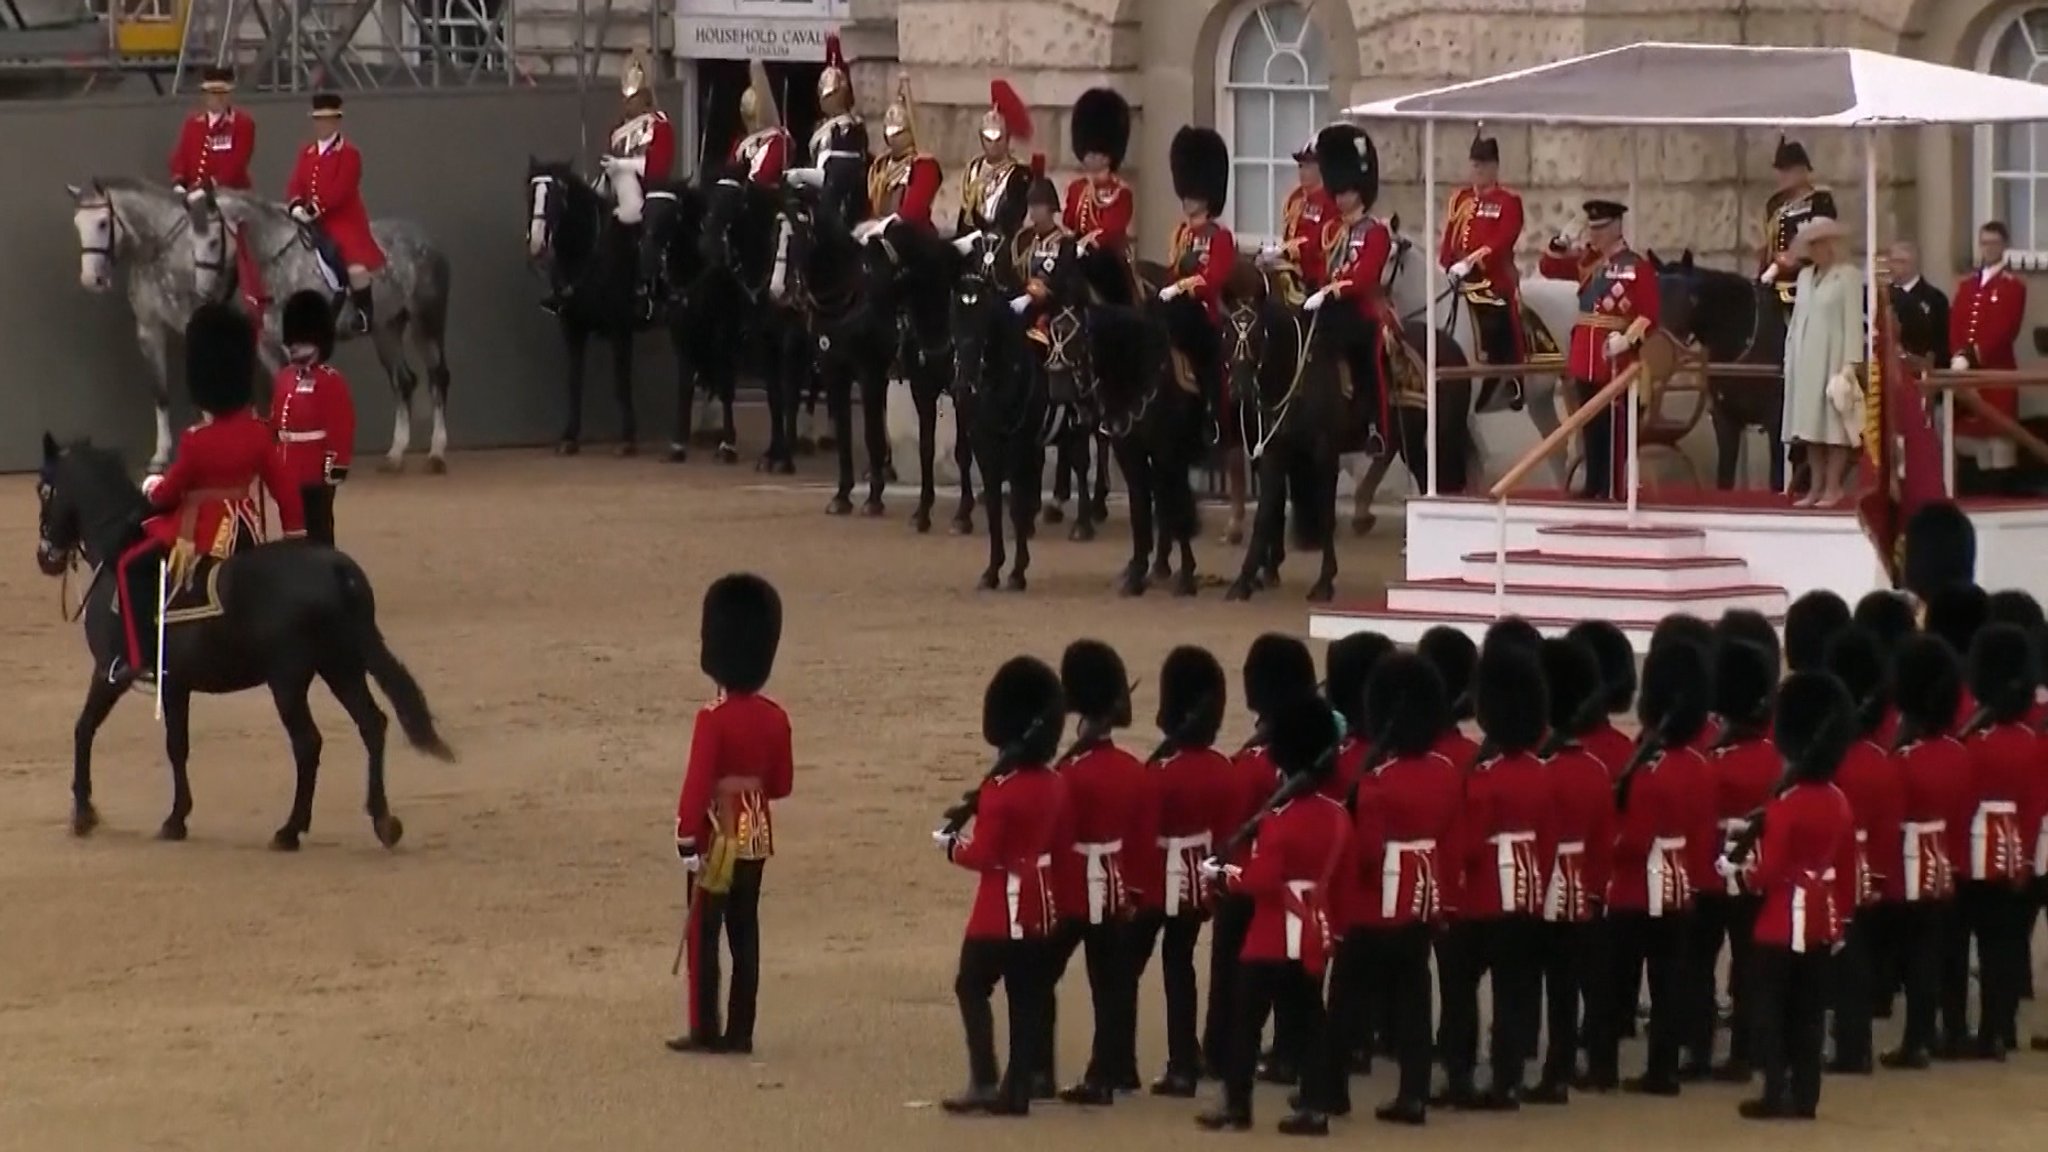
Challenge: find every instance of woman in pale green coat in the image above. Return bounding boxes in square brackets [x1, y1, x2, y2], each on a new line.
[1781, 216, 1866, 506]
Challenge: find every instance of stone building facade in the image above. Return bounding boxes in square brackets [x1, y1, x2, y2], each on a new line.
[823, 0, 2048, 315]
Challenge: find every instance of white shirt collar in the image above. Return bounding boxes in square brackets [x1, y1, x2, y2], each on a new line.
[1897, 276, 1921, 292]
[318, 135, 342, 155]
[1980, 261, 2006, 285]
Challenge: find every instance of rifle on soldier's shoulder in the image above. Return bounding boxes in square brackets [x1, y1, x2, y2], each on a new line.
[1144, 691, 1218, 766]
[938, 713, 1052, 838]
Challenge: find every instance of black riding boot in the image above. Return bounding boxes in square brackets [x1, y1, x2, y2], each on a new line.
[348, 285, 374, 336]
[110, 558, 162, 687]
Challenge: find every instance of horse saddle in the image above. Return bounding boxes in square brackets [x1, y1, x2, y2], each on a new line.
[1520, 304, 1563, 364]
[114, 556, 227, 627]
[302, 226, 347, 293]
[1386, 332, 1428, 410]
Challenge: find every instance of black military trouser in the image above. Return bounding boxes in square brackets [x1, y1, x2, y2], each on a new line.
[1042, 916, 1134, 1089]
[685, 858, 766, 1048]
[1225, 960, 1331, 1118]
[1830, 911, 1877, 1067]
[300, 485, 336, 547]
[1202, 894, 1254, 1076]
[1685, 892, 1761, 1070]
[1571, 377, 1627, 500]
[1322, 927, 1377, 1080]
[1943, 880, 2028, 1051]
[1540, 918, 1604, 1086]
[1439, 916, 1543, 1096]
[1587, 911, 1686, 1086]
[1127, 911, 1204, 1079]
[1320, 923, 1432, 1111]
[1465, 293, 1523, 410]
[957, 936, 1053, 1105]
[1889, 901, 1943, 1056]
[1752, 945, 1829, 1114]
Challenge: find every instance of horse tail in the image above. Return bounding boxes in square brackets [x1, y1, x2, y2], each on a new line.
[337, 559, 456, 762]
[417, 245, 453, 348]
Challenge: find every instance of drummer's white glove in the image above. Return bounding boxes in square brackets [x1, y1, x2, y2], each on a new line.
[1448, 258, 1473, 280]
[1759, 263, 1781, 285]
[1009, 295, 1031, 315]
[1076, 233, 1098, 254]
[140, 474, 163, 498]
[1604, 332, 1631, 358]
[1303, 287, 1331, 312]
[1951, 354, 1970, 371]
[785, 166, 824, 189]
[289, 204, 315, 224]
[1714, 854, 1742, 880]
[1158, 282, 1185, 303]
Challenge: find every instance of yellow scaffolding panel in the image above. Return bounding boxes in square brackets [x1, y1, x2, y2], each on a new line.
[114, 0, 187, 56]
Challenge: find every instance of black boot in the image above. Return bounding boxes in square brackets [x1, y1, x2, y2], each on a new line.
[1374, 1098, 1427, 1126]
[940, 1084, 1000, 1115]
[348, 285, 374, 336]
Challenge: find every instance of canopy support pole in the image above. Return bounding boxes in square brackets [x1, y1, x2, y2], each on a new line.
[1424, 122, 1440, 497]
[1626, 135, 1641, 524]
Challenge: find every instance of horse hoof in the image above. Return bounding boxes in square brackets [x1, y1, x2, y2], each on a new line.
[157, 819, 187, 842]
[556, 440, 581, 457]
[1351, 514, 1377, 536]
[1174, 573, 1198, 598]
[1222, 519, 1245, 545]
[861, 500, 886, 518]
[1225, 581, 1255, 603]
[817, 436, 838, 451]
[716, 445, 739, 465]
[427, 456, 448, 476]
[71, 804, 99, 838]
[379, 456, 405, 474]
[1118, 570, 1148, 598]
[774, 459, 796, 476]
[1005, 572, 1028, 592]
[270, 828, 302, 852]
[1042, 505, 1066, 525]
[911, 510, 932, 534]
[666, 444, 689, 463]
[373, 814, 404, 849]
[1151, 562, 1172, 583]
[1089, 501, 1111, 523]
[1306, 582, 1336, 604]
[825, 496, 853, 516]
[614, 442, 639, 458]
[978, 570, 1000, 591]
[1260, 567, 1283, 589]
[794, 437, 817, 456]
[753, 454, 777, 473]
[1069, 521, 1096, 543]
[950, 515, 973, 536]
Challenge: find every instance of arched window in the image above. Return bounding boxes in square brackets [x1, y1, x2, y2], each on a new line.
[1217, 0, 1331, 246]
[1976, 8, 2048, 263]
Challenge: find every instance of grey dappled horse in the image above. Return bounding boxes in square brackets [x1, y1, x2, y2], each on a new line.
[187, 188, 455, 473]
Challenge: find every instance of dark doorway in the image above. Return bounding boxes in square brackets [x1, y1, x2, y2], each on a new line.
[694, 59, 824, 176]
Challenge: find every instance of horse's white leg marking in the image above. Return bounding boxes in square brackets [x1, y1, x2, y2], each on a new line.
[154, 407, 173, 473]
[527, 178, 549, 258]
[390, 404, 412, 463]
[430, 399, 448, 461]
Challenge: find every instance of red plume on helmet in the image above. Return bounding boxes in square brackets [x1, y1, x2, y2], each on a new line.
[990, 79, 1033, 142]
[824, 33, 846, 72]
[1030, 153, 1046, 180]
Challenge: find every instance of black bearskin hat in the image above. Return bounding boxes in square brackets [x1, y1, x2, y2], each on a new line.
[1717, 608, 1782, 674]
[1070, 87, 1132, 170]
[1639, 640, 1710, 745]
[1170, 126, 1229, 217]
[1925, 584, 1990, 657]
[1243, 632, 1316, 718]
[1823, 627, 1889, 736]
[1901, 501, 1975, 603]
[1967, 623, 2036, 723]
[182, 301, 255, 416]
[1771, 135, 1812, 172]
[1267, 692, 1340, 780]
[982, 655, 1065, 760]
[1476, 644, 1547, 754]
[1060, 638, 1132, 727]
[1649, 612, 1715, 657]
[1784, 590, 1850, 673]
[1417, 626, 1479, 721]
[1774, 671, 1854, 783]
[1712, 638, 1777, 726]
[1892, 633, 1962, 739]
[1568, 619, 1637, 714]
[1158, 645, 1227, 747]
[281, 289, 335, 361]
[1539, 636, 1601, 739]
[1469, 132, 1500, 164]
[1364, 653, 1448, 758]
[1482, 615, 1544, 660]
[1314, 123, 1379, 210]
[1988, 589, 2046, 630]
[699, 572, 782, 693]
[1325, 632, 1394, 733]
[1854, 590, 1918, 654]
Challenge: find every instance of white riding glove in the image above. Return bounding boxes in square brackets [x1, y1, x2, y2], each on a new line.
[1951, 354, 1970, 371]
[1604, 332, 1631, 359]
[1548, 234, 1570, 253]
[1076, 233, 1097, 254]
[289, 204, 315, 224]
[171, 183, 187, 196]
[1009, 295, 1031, 315]
[1713, 854, 1742, 880]
[1303, 287, 1331, 312]
[676, 839, 703, 871]
[140, 474, 163, 498]
[1256, 242, 1282, 268]
[1158, 283, 1185, 303]
[1758, 263, 1781, 285]
[785, 166, 824, 189]
[931, 828, 955, 846]
[1448, 258, 1473, 280]
[952, 232, 982, 256]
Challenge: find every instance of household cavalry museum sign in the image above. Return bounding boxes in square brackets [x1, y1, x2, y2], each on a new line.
[674, 0, 846, 61]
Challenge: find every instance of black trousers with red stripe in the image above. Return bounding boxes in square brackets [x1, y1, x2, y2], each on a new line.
[684, 858, 765, 1047]
[300, 484, 336, 546]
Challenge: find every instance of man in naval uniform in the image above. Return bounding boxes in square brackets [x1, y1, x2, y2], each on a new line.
[1537, 201, 1661, 501]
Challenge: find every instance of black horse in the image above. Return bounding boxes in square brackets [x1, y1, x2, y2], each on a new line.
[638, 178, 748, 465]
[1102, 267, 1205, 597]
[865, 232, 976, 535]
[781, 184, 897, 515]
[1651, 249, 1789, 490]
[950, 241, 1052, 589]
[34, 435, 453, 849]
[527, 158, 654, 455]
[690, 174, 809, 472]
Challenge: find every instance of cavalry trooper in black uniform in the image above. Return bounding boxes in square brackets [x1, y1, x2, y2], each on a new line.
[955, 80, 1035, 258]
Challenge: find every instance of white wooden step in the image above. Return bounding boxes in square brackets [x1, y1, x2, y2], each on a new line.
[1535, 522, 1706, 560]
[1386, 578, 1789, 623]
[1460, 549, 1753, 593]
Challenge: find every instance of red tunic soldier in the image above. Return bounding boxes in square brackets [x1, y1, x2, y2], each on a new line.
[1530, 638, 1617, 1104]
[1588, 640, 1712, 1093]
[1953, 625, 2037, 1058]
[1340, 653, 1464, 1125]
[1537, 200, 1661, 500]
[1258, 138, 1338, 291]
[667, 574, 793, 1057]
[1729, 673, 1856, 1120]
[169, 66, 255, 197]
[1882, 635, 1969, 1067]
[937, 656, 1069, 1115]
[730, 58, 790, 189]
[1567, 620, 1642, 779]
[1043, 640, 1153, 1105]
[1316, 631, 1394, 1080]
[1062, 88, 1137, 305]
[1305, 124, 1400, 441]
[111, 305, 306, 688]
[1820, 627, 1905, 1073]
[1196, 694, 1351, 1136]
[600, 51, 678, 226]
[1160, 126, 1235, 413]
[1439, 132, 1527, 409]
[1127, 646, 1234, 1098]
[1683, 639, 1779, 1082]
[1439, 644, 1551, 1110]
[859, 75, 943, 244]
[285, 93, 386, 336]
[1950, 221, 2028, 473]
[273, 290, 355, 546]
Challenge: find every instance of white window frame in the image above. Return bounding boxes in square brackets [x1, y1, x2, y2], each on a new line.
[404, 0, 509, 75]
[1974, 6, 2048, 269]
[1215, 0, 1330, 248]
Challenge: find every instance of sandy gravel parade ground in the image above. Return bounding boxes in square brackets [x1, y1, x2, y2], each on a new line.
[0, 452, 2042, 1152]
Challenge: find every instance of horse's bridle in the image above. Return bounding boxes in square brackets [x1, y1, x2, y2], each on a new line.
[79, 191, 188, 273]
[527, 172, 604, 295]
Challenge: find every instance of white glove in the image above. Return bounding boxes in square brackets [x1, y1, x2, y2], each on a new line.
[290, 205, 314, 224]
[1604, 332, 1631, 358]
[1714, 854, 1741, 880]
[677, 843, 703, 872]
[140, 474, 163, 498]
[1448, 258, 1472, 279]
[1548, 234, 1570, 252]
[171, 183, 187, 196]
[1076, 233, 1097, 253]
[930, 828, 955, 847]
[952, 232, 982, 256]
[769, 264, 787, 301]
[1303, 288, 1330, 312]
[1198, 856, 1226, 880]
[1759, 263, 1781, 285]
[1158, 283, 1185, 303]
[1256, 242, 1282, 268]
[1951, 354, 1970, 371]
[1009, 295, 1031, 315]
[785, 166, 823, 189]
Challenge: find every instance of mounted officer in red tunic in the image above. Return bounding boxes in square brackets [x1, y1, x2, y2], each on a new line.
[1063, 88, 1138, 308]
[1158, 126, 1235, 419]
[1255, 137, 1337, 298]
[1439, 131, 1527, 410]
[285, 92, 386, 336]
[1302, 124, 1400, 449]
[599, 51, 677, 228]
[169, 66, 255, 200]
[730, 59, 791, 190]
[110, 304, 306, 688]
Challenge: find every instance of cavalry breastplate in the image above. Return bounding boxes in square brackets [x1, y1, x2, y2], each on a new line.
[870, 155, 913, 216]
[809, 114, 858, 165]
[611, 114, 655, 156]
[964, 157, 1019, 229]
